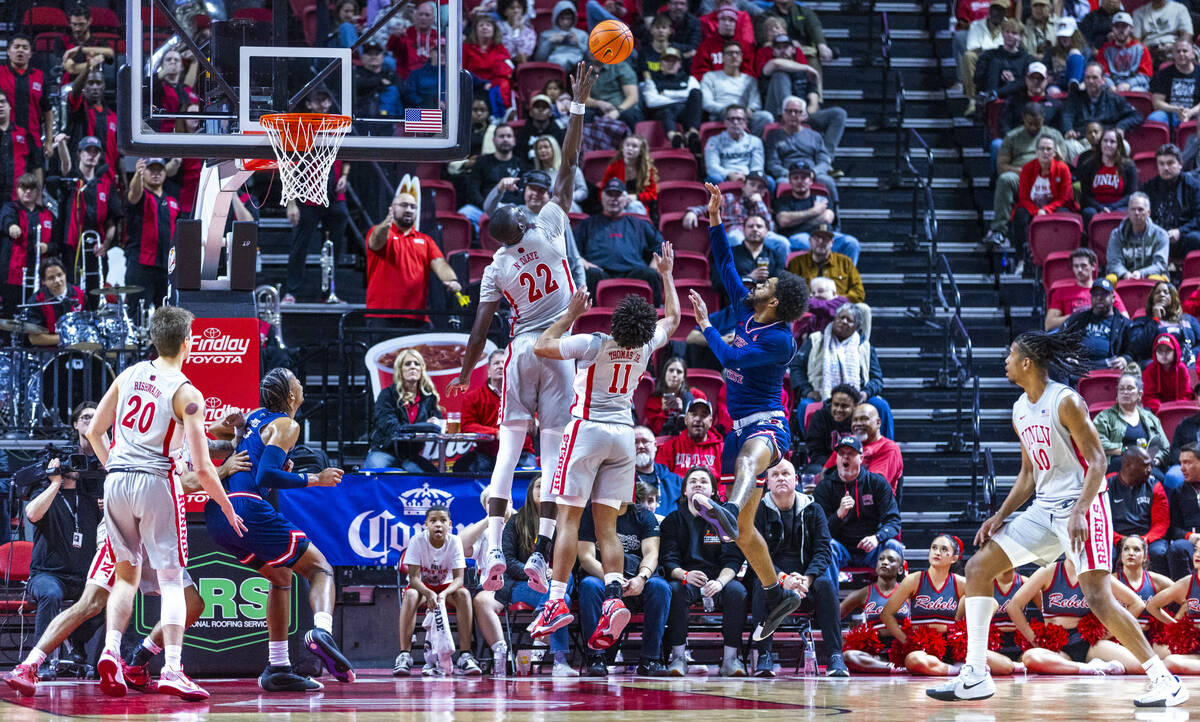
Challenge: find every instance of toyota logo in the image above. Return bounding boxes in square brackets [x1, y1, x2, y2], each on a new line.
[203, 328, 220, 339]
[205, 397, 222, 408]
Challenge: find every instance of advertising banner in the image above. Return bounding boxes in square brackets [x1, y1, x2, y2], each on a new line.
[278, 474, 534, 566]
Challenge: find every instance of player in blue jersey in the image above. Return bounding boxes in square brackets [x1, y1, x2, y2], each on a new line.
[205, 368, 353, 692]
[687, 182, 811, 642]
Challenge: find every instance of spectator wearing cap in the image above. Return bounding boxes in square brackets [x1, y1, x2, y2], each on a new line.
[1097, 12, 1153, 92]
[983, 102, 1066, 249]
[960, 0, 1009, 115]
[1141, 143, 1200, 259]
[1061, 278, 1136, 371]
[654, 398, 725, 478]
[1021, 0, 1057, 57]
[121, 159, 179, 310]
[1149, 38, 1200, 128]
[700, 41, 773, 136]
[1080, 0, 1122, 50]
[575, 178, 666, 300]
[585, 50, 642, 129]
[812, 435, 903, 586]
[534, 1, 589, 70]
[704, 104, 765, 184]
[698, 1, 756, 51]
[787, 225, 864, 302]
[756, 30, 818, 119]
[775, 161, 859, 263]
[515, 94, 565, 159]
[766, 96, 840, 202]
[763, 0, 834, 68]
[1041, 16, 1087, 96]
[482, 170, 586, 287]
[992, 62, 1062, 169]
[641, 46, 704, 148]
[1105, 192, 1170, 282]
[691, 7, 754, 79]
[826, 403, 904, 498]
[683, 172, 789, 249]
[57, 135, 120, 283]
[355, 42, 401, 121]
[973, 18, 1033, 101]
[1044, 248, 1129, 331]
[1062, 62, 1143, 150]
[1134, 0, 1194, 67]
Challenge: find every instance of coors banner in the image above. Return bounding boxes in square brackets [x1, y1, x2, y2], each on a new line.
[182, 317, 260, 512]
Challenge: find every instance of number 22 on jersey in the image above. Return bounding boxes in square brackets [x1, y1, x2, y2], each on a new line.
[518, 264, 559, 303]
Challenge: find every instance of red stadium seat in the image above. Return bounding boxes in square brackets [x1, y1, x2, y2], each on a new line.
[596, 279, 653, 306]
[1182, 250, 1200, 280]
[410, 161, 447, 179]
[1157, 402, 1200, 440]
[1087, 211, 1126, 269]
[22, 6, 68, 34]
[717, 181, 743, 198]
[1127, 122, 1170, 157]
[1077, 369, 1124, 409]
[233, 7, 273, 22]
[1119, 91, 1154, 118]
[89, 7, 121, 32]
[1182, 278, 1200, 309]
[803, 402, 820, 432]
[0, 541, 34, 583]
[673, 251, 710, 280]
[698, 121, 725, 150]
[574, 307, 616, 335]
[651, 151, 699, 182]
[635, 120, 671, 150]
[675, 279, 719, 312]
[1042, 252, 1076, 293]
[423, 180, 457, 213]
[1115, 278, 1157, 314]
[513, 63, 566, 109]
[582, 151, 611, 188]
[1027, 213, 1082, 266]
[1133, 152, 1159, 183]
[633, 373, 655, 416]
[656, 182, 710, 217]
[659, 212, 711, 254]
[433, 212, 472, 254]
[478, 215, 502, 251]
[448, 250, 495, 285]
[686, 368, 726, 406]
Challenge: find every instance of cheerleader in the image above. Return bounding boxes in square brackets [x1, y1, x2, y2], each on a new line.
[990, 568, 1027, 658]
[1008, 558, 1142, 674]
[880, 536, 1020, 676]
[1145, 543, 1200, 674]
[1115, 535, 1172, 656]
[839, 548, 906, 673]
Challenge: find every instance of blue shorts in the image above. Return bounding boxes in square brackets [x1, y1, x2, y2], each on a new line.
[205, 493, 310, 569]
[729, 415, 790, 482]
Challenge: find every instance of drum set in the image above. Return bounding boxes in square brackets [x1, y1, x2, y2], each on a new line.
[0, 285, 149, 436]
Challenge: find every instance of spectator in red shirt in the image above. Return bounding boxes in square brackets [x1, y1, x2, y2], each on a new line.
[0, 88, 44, 202]
[691, 8, 754, 78]
[698, 0, 755, 47]
[389, 0, 439, 79]
[66, 60, 119, 174]
[123, 158, 179, 310]
[61, 6, 115, 78]
[464, 16, 513, 118]
[365, 190, 462, 329]
[0, 173, 52, 317]
[1045, 248, 1128, 331]
[152, 48, 199, 133]
[1077, 127, 1137, 231]
[1144, 333, 1192, 413]
[25, 257, 85, 347]
[454, 349, 537, 473]
[655, 398, 725, 478]
[601, 135, 659, 219]
[60, 136, 121, 284]
[0, 34, 53, 151]
[824, 404, 903, 498]
[642, 356, 710, 435]
[1010, 134, 1074, 270]
[1096, 13, 1153, 92]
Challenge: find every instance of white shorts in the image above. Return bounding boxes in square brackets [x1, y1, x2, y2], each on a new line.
[103, 470, 189, 571]
[549, 418, 635, 508]
[499, 331, 575, 430]
[992, 492, 1113, 574]
[86, 537, 194, 594]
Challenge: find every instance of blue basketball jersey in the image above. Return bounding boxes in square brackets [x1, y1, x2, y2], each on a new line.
[227, 408, 287, 495]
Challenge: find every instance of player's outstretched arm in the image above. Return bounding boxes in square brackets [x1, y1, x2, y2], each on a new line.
[655, 241, 680, 338]
[448, 300, 501, 397]
[703, 182, 746, 305]
[534, 289, 592, 360]
[86, 367, 130, 467]
[259, 418, 343, 489]
[553, 62, 596, 212]
[176, 384, 246, 536]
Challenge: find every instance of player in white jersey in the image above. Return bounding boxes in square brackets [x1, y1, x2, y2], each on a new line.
[448, 62, 598, 595]
[526, 244, 678, 651]
[85, 305, 245, 701]
[929, 330, 1187, 707]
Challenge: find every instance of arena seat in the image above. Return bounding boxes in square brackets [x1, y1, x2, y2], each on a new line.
[1118, 91, 1154, 118]
[447, 250, 496, 286]
[1077, 369, 1123, 409]
[633, 373, 655, 416]
[1115, 278, 1157, 314]
[574, 307, 616, 335]
[1182, 250, 1200, 280]
[596, 279, 653, 306]
[656, 182, 710, 217]
[1181, 121, 1198, 151]
[1133, 152, 1158, 183]
[651, 151, 699, 183]
[659, 212, 711, 255]
[698, 121, 725, 149]
[1126, 122, 1170, 157]
[1087, 211, 1126, 269]
[672, 251, 710, 280]
[582, 151, 612, 188]
[433, 212, 472, 254]
[1156, 401, 1200, 440]
[686, 368, 726, 406]
[478, 215, 503, 251]
[803, 402, 820, 432]
[423, 180, 458, 214]
[513, 63, 565, 108]
[635, 121, 671, 150]
[1042, 253, 1075, 293]
[1027, 213, 1082, 266]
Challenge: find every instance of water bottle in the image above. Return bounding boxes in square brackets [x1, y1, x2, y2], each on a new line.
[703, 593, 715, 613]
[802, 630, 817, 677]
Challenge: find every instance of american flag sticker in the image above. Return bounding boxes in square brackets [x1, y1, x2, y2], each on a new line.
[404, 108, 442, 133]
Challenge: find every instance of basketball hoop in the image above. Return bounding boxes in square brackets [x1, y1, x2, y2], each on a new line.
[257, 113, 352, 206]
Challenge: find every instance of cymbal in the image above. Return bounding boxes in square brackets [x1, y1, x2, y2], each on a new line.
[0, 318, 47, 334]
[89, 285, 144, 296]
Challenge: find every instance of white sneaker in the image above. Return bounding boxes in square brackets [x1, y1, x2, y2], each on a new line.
[1135, 675, 1189, 707]
[926, 664, 995, 701]
[482, 545, 506, 592]
[552, 661, 579, 677]
[1085, 658, 1125, 676]
[524, 552, 550, 595]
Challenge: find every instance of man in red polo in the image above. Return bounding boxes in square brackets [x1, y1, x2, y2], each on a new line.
[0, 34, 52, 150]
[365, 190, 461, 329]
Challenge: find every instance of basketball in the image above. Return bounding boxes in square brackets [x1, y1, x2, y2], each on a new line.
[589, 19, 634, 64]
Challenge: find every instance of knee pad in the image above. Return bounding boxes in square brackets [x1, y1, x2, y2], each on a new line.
[157, 569, 188, 627]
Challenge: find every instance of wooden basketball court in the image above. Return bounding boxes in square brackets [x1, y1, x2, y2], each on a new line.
[0, 672, 1192, 720]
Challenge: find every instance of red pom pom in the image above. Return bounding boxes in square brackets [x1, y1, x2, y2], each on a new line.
[844, 623, 886, 655]
[1015, 621, 1042, 652]
[988, 625, 1006, 652]
[1037, 622, 1070, 652]
[1078, 613, 1109, 645]
[1162, 620, 1200, 656]
[1147, 618, 1166, 646]
[909, 623, 948, 660]
[888, 619, 915, 667]
[946, 620, 968, 663]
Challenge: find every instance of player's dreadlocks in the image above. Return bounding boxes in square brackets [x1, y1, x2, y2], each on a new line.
[1012, 329, 1091, 380]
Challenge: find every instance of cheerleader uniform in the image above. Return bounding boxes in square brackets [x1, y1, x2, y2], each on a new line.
[993, 575, 1024, 656]
[1041, 562, 1092, 662]
[1117, 569, 1159, 634]
[910, 571, 960, 627]
[864, 581, 910, 631]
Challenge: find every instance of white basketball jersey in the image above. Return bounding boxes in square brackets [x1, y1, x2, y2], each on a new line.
[479, 203, 576, 336]
[1012, 380, 1095, 505]
[565, 327, 668, 424]
[106, 360, 189, 474]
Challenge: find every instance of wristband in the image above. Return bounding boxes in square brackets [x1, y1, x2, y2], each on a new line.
[682, 570, 689, 584]
[778, 572, 788, 586]
[569, 101, 586, 115]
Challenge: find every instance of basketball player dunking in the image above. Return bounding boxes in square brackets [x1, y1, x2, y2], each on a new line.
[448, 62, 596, 596]
[85, 305, 246, 700]
[928, 330, 1188, 707]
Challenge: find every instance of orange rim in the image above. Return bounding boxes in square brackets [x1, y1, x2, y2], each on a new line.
[240, 157, 277, 172]
[258, 112, 352, 152]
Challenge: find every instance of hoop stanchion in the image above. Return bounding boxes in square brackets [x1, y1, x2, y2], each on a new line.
[258, 113, 352, 206]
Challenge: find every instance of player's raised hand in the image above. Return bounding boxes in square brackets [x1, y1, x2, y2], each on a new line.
[689, 288, 710, 325]
[704, 182, 722, 225]
[653, 241, 675, 276]
[571, 61, 597, 104]
[565, 288, 592, 320]
[311, 467, 344, 487]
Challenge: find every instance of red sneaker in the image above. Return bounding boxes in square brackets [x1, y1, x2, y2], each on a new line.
[97, 650, 127, 698]
[156, 668, 210, 701]
[123, 661, 152, 692]
[528, 599, 574, 639]
[588, 598, 631, 650]
[4, 663, 38, 696]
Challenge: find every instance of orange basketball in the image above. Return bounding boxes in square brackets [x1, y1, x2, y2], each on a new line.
[589, 19, 634, 65]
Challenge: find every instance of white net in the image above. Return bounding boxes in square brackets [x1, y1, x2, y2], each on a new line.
[259, 113, 352, 206]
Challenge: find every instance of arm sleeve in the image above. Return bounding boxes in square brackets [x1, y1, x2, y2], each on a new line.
[255, 444, 309, 489]
[803, 504, 833, 579]
[1147, 483, 1170, 544]
[710, 222, 746, 306]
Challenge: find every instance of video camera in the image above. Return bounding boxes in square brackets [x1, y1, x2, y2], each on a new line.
[11, 446, 107, 501]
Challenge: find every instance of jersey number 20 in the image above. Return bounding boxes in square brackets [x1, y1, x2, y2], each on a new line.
[518, 264, 559, 303]
[121, 394, 156, 434]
